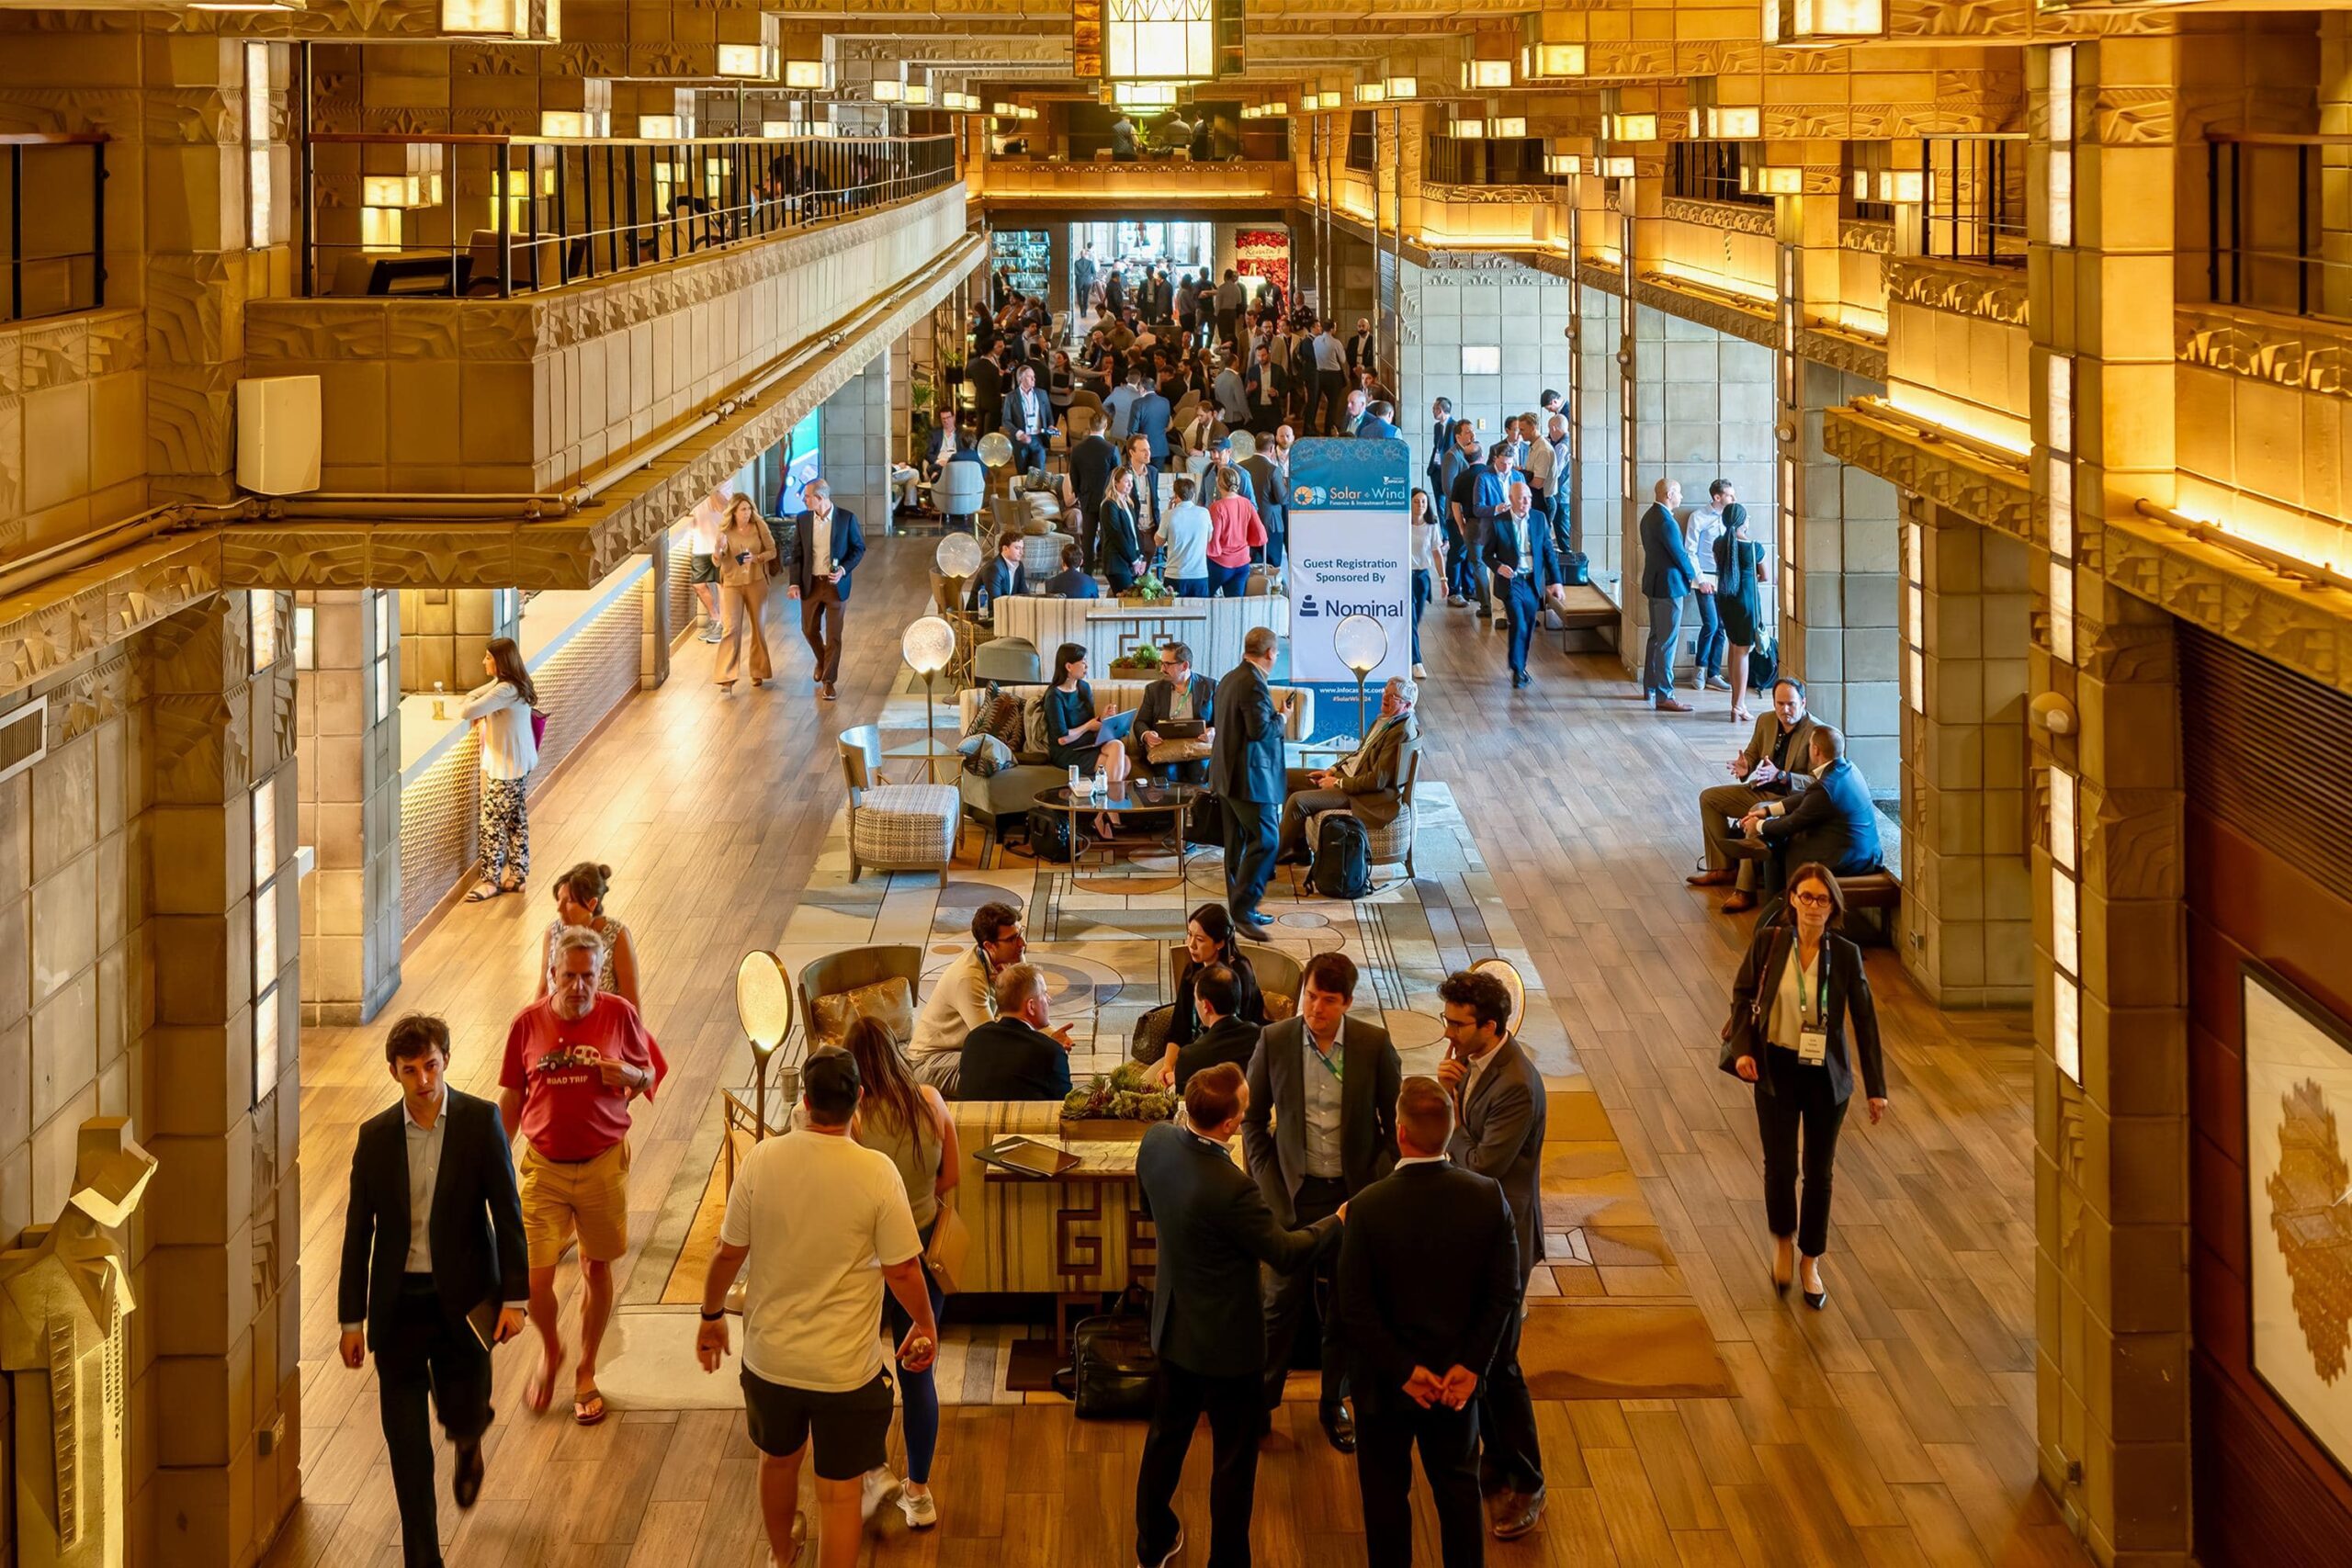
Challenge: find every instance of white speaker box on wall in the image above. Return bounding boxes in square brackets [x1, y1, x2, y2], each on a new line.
[237, 374, 322, 495]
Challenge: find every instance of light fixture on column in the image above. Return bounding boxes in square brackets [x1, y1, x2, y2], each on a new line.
[1353, 73, 1386, 104]
[1762, 0, 1884, 46]
[1448, 111, 1486, 140]
[902, 615, 959, 782]
[872, 73, 905, 104]
[1332, 615, 1387, 740]
[1384, 72, 1418, 100]
[1102, 0, 1225, 84]
[902, 77, 932, 107]
[781, 36, 831, 89]
[1462, 32, 1515, 90]
[717, 15, 782, 80]
[1520, 17, 1587, 80]
[734, 950, 797, 1139]
[440, 0, 557, 39]
[1738, 163, 1805, 197]
[1489, 102, 1527, 138]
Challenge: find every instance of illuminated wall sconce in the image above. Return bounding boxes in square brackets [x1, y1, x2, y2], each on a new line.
[1877, 169, 1925, 204]
[538, 109, 591, 137]
[1464, 59, 1513, 90]
[1523, 41, 1586, 79]
[903, 81, 932, 106]
[1544, 152, 1580, 175]
[361, 174, 423, 209]
[1385, 75, 1418, 98]
[1490, 115, 1526, 138]
[1603, 112, 1657, 142]
[1762, 0, 1884, 45]
[1738, 163, 1805, 196]
[493, 164, 554, 229]
[1600, 154, 1635, 178]
[440, 0, 556, 39]
[761, 120, 794, 139]
[1714, 105, 1760, 139]
[1462, 345, 1501, 374]
[993, 100, 1017, 116]
[1448, 116, 1485, 139]
[1354, 81, 1386, 103]
[638, 114, 684, 139]
[782, 46, 830, 89]
[873, 77, 904, 103]
[359, 204, 403, 251]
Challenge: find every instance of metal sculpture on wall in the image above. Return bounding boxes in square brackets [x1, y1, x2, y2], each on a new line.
[0, 1119, 159, 1568]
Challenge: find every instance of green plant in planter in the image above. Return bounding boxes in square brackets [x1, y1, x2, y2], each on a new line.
[1125, 640, 1161, 670]
[1061, 1060, 1177, 1122]
[910, 378, 938, 415]
[1128, 570, 1172, 604]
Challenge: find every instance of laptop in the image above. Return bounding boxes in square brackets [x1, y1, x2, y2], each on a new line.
[1098, 709, 1137, 744]
[1155, 718, 1205, 740]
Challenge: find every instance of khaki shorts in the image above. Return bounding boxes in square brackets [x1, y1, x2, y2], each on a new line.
[519, 1139, 631, 1268]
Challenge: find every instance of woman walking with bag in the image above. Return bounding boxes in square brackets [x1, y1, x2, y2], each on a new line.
[711, 494, 777, 690]
[836, 1017, 958, 1528]
[460, 637, 539, 901]
[1721, 862, 1887, 1309]
[1713, 501, 1769, 725]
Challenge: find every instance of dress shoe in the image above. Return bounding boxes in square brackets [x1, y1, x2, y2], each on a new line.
[1319, 1402, 1357, 1454]
[452, 1439, 485, 1509]
[1721, 891, 1758, 915]
[1654, 697, 1693, 713]
[1236, 915, 1274, 940]
[1687, 869, 1735, 887]
[1140, 1523, 1186, 1568]
[1487, 1487, 1547, 1540]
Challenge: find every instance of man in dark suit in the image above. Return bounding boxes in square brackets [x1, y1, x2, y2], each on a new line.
[1485, 480, 1569, 690]
[999, 362, 1057, 475]
[967, 345, 1004, 432]
[1068, 427, 1121, 564]
[1692, 678, 1820, 915]
[1347, 316, 1375, 373]
[1134, 640, 1216, 784]
[1210, 626, 1289, 939]
[1426, 397, 1454, 493]
[1337, 1077, 1521, 1568]
[967, 533, 1026, 611]
[1276, 675, 1416, 864]
[920, 406, 971, 486]
[782, 478, 865, 702]
[1435, 968, 1550, 1540]
[1637, 477, 1698, 712]
[1738, 724, 1884, 897]
[1038, 541, 1102, 599]
[956, 963, 1076, 1101]
[1135, 1064, 1340, 1568]
[1075, 243, 1097, 312]
[339, 1014, 530, 1568]
[1355, 399, 1402, 443]
[1130, 374, 1174, 465]
[1242, 951, 1402, 1450]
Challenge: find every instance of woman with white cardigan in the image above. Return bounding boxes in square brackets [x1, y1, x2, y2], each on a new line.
[461, 636, 540, 901]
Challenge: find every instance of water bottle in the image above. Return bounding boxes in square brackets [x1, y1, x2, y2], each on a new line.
[1093, 763, 1108, 798]
[977, 584, 991, 615]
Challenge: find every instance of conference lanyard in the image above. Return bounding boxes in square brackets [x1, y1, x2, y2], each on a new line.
[1308, 1038, 1343, 1084]
[1794, 942, 1830, 1066]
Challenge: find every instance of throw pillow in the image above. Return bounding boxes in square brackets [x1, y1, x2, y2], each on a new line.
[958, 733, 1014, 777]
[1023, 694, 1053, 757]
[982, 691, 1027, 751]
[808, 976, 917, 1052]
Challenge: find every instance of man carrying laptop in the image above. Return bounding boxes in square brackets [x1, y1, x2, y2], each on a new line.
[1132, 641, 1218, 784]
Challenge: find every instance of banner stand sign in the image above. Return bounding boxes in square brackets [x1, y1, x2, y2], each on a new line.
[1284, 438, 1412, 722]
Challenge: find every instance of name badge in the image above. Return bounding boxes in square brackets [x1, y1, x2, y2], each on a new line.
[1797, 1028, 1829, 1066]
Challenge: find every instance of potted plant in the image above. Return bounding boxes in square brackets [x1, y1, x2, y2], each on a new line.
[1060, 1061, 1178, 1141]
[1109, 638, 1162, 682]
[1120, 569, 1174, 607]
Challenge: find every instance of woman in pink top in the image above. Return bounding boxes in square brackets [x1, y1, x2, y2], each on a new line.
[1204, 465, 1266, 598]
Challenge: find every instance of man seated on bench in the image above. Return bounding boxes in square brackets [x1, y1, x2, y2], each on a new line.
[1273, 675, 1418, 866]
[1732, 724, 1883, 905]
[1690, 677, 1817, 915]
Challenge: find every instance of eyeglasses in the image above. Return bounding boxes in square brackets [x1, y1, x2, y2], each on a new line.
[1790, 891, 1834, 908]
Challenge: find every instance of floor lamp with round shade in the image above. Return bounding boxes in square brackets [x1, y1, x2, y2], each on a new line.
[734, 950, 796, 1140]
[935, 529, 982, 613]
[903, 614, 957, 781]
[1333, 613, 1388, 741]
[1227, 430, 1256, 460]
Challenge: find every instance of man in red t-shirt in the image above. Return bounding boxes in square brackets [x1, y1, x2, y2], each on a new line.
[499, 925, 665, 1427]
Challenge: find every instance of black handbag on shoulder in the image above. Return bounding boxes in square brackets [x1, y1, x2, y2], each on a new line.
[1747, 637, 1778, 689]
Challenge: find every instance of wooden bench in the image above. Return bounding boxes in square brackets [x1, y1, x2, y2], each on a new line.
[1838, 869, 1902, 943]
[1548, 583, 1620, 654]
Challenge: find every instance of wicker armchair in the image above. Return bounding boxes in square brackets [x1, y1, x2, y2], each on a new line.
[1306, 750, 1419, 884]
[838, 725, 957, 881]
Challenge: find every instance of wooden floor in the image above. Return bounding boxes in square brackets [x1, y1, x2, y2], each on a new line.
[262, 530, 2082, 1568]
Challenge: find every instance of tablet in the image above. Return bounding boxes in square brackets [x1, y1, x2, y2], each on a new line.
[978, 1136, 1080, 1179]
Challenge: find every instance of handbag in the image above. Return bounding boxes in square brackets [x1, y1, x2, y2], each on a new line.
[924, 1203, 971, 1295]
[1054, 1284, 1158, 1418]
[1747, 637, 1778, 689]
[530, 707, 549, 748]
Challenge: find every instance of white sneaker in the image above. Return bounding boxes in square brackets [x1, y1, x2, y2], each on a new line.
[899, 1489, 939, 1529]
[860, 1468, 902, 1524]
[1411, 662, 1427, 679]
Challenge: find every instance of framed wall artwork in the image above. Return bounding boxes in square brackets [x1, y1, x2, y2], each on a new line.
[2245, 960, 2352, 1481]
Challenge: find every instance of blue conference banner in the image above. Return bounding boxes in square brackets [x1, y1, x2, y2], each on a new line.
[1285, 437, 1412, 689]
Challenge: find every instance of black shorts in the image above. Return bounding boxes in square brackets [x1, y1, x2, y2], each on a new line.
[741, 1366, 896, 1479]
[688, 552, 720, 585]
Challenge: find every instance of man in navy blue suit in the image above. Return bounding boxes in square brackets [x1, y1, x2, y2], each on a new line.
[1210, 626, 1289, 939]
[1127, 370, 1173, 465]
[783, 479, 866, 702]
[1484, 480, 1566, 690]
[1355, 399, 1402, 443]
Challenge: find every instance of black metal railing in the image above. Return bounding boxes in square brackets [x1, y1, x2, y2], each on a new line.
[300, 132, 956, 299]
[1670, 141, 1771, 209]
[1921, 136, 2026, 266]
[1422, 137, 1564, 187]
[1, 134, 107, 324]
[2204, 132, 2352, 321]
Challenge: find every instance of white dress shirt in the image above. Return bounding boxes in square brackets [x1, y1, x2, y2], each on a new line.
[339, 1091, 448, 1332]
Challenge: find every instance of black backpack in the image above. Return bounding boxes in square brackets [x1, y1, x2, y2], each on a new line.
[1563, 549, 1591, 586]
[1747, 637, 1778, 689]
[1025, 807, 1074, 863]
[1308, 813, 1374, 899]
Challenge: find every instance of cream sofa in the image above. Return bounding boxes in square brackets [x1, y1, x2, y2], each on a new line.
[955, 679, 1317, 834]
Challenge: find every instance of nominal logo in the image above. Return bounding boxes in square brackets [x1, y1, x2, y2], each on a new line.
[1297, 593, 1401, 618]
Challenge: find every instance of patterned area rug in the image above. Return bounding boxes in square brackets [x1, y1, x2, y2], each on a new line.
[605, 714, 1725, 1406]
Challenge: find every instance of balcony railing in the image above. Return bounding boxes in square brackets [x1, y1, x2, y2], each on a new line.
[300, 131, 956, 299]
[1, 133, 107, 323]
[2205, 132, 2352, 321]
[1921, 136, 2025, 267]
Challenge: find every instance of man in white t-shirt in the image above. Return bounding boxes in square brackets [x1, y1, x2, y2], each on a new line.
[684, 491, 730, 644]
[697, 1049, 938, 1568]
[1686, 479, 1733, 693]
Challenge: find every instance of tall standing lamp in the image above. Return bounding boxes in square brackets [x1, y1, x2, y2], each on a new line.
[735, 950, 796, 1141]
[903, 614, 957, 782]
[1333, 612, 1387, 742]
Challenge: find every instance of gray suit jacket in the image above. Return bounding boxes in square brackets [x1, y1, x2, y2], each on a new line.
[1240, 1016, 1402, 1226]
[1446, 1035, 1547, 1280]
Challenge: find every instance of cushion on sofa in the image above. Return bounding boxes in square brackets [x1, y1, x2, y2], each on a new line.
[810, 976, 917, 1050]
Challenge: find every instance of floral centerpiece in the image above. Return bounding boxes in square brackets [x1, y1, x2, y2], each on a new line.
[1060, 1061, 1177, 1137]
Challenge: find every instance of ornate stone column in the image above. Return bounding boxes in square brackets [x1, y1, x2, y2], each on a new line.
[823, 346, 894, 530]
[2030, 38, 2190, 1566]
[296, 590, 402, 1025]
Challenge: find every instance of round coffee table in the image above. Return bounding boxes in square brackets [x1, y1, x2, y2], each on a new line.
[1034, 779, 1200, 873]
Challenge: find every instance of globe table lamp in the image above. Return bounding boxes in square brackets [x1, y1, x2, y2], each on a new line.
[935, 530, 983, 615]
[977, 431, 1014, 469]
[903, 614, 958, 782]
[1333, 612, 1387, 741]
[1227, 430, 1256, 460]
[734, 949, 796, 1140]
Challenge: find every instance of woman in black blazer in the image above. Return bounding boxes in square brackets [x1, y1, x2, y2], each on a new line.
[1169, 901, 1266, 1046]
[1721, 862, 1888, 1310]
